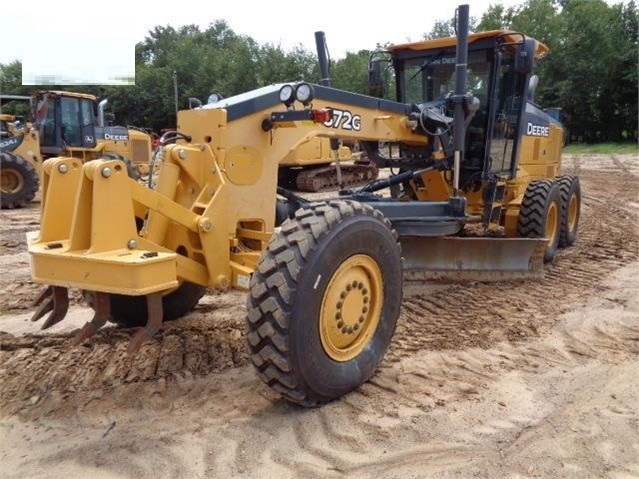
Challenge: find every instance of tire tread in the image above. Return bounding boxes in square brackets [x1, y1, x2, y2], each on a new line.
[246, 200, 398, 406]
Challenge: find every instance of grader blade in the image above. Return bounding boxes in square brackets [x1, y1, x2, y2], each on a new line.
[401, 237, 548, 282]
[72, 292, 110, 346]
[31, 286, 69, 329]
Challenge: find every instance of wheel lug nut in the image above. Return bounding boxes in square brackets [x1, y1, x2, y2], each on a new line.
[362, 288, 368, 295]
[336, 301, 342, 309]
[352, 280, 358, 288]
[340, 292, 347, 299]
[346, 284, 352, 291]
[353, 324, 359, 331]
[335, 312, 341, 320]
[341, 327, 348, 334]
[363, 297, 369, 304]
[347, 327, 353, 334]
[357, 282, 364, 289]
[359, 316, 365, 323]
[337, 321, 344, 328]
[362, 306, 368, 314]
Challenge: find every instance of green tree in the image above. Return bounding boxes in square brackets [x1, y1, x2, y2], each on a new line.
[329, 50, 372, 94]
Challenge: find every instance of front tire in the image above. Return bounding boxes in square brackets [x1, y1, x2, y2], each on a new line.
[246, 200, 402, 406]
[517, 179, 562, 263]
[1, 152, 38, 209]
[83, 282, 206, 327]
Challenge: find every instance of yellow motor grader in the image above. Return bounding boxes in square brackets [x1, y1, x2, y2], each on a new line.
[25, 5, 580, 406]
[1, 91, 152, 209]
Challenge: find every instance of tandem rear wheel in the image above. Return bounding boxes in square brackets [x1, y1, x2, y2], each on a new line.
[246, 200, 402, 406]
[517, 179, 562, 262]
[518, 176, 581, 262]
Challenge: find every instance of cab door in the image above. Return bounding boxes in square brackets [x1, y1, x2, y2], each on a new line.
[486, 51, 526, 178]
[79, 98, 97, 148]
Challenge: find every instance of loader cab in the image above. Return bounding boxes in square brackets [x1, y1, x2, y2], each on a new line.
[33, 91, 98, 155]
[0, 115, 12, 140]
[388, 31, 546, 185]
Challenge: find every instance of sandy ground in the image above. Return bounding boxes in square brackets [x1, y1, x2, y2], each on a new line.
[0, 154, 638, 479]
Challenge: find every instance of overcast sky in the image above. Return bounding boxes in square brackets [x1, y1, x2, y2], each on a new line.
[0, 0, 623, 85]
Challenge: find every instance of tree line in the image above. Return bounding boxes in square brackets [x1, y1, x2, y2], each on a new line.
[1, 0, 636, 143]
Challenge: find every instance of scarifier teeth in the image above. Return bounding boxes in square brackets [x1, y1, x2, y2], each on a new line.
[32, 285, 53, 307]
[72, 316, 108, 346]
[127, 292, 163, 354]
[31, 296, 53, 323]
[72, 292, 110, 345]
[31, 286, 69, 329]
[31, 285, 54, 322]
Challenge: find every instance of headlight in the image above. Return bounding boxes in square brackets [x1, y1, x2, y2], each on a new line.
[278, 84, 295, 106]
[295, 83, 314, 105]
[207, 93, 222, 104]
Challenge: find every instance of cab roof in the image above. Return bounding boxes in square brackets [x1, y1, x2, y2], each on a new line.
[387, 30, 549, 60]
[35, 90, 98, 100]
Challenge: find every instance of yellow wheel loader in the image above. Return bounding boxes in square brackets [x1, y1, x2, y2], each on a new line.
[1, 109, 42, 208]
[0, 91, 152, 209]
[24, 5, 580, 406]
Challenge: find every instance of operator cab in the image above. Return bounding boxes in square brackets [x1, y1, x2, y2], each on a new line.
[387, 31, 550, 188]
[0, 115, 13, 139]
[33, 91, 98, 155]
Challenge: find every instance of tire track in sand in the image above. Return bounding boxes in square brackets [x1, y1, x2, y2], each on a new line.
[0, 162, 636, 421]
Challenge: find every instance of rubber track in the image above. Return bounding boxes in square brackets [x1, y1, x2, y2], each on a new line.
[246, 200, 397, 406]
[296, 163, 378, 192]
[517, 179, 554, 238]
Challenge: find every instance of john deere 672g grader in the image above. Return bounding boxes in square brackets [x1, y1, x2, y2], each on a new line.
[25, 5, 580, 406]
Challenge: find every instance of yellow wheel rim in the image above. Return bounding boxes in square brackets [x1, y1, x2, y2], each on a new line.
[546, 200, 558, 244]
[320, 254, 383, 362]
[567, 194, 579, 231]
[1, 169, 23, 194]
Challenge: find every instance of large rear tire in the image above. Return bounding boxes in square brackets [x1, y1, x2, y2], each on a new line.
[83, 282, 206, 327]
[517, 179, 562, 263]
[556, 175, 581, 247]
[1, 152, 38, 209]
[246, 200, 402, 406]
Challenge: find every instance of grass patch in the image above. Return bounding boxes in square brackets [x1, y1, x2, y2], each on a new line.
[563, 143, 638, 155]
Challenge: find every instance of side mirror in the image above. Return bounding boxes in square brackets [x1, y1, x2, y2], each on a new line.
[188, 97, 203, 109]
[368, 57, 384, 98]
[515, 38, 536, 74]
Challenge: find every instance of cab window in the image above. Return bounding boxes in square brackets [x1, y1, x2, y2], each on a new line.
[60, 97, 82, 146]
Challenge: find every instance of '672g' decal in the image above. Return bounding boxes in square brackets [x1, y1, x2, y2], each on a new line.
[324, 109, 362, 131]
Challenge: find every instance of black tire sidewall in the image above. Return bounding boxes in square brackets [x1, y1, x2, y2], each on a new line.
[288, 213, 402, 402]
[1, 153, 38, 207]
[559, 176, 581, 247]
[543, 183, 562, 262]
[85, 282, 205, 327]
